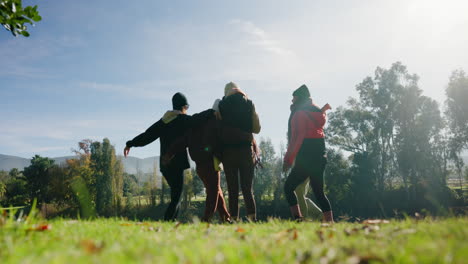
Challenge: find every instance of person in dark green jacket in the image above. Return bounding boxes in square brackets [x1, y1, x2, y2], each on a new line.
[124, 92, 214, 221]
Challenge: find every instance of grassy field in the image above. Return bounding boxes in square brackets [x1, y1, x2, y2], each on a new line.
[1, 210, 467, 264]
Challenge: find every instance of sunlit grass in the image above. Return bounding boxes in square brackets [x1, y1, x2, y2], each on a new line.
[1, 208, 467, 264]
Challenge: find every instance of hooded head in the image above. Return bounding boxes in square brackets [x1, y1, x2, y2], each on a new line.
[172, 92, 189, 110]
[292, 84, 311, 100]
[224, 82, 239, 97]
[224, 81, 248, 98]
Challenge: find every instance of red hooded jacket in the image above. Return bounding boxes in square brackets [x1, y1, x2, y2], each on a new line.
[284, 105, 326, 166]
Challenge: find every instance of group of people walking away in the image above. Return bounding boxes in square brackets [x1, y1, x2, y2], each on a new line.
[124, 83, 334, 223]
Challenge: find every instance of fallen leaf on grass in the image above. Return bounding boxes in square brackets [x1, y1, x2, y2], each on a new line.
[143, 226, 160, 232]
[317, 230, 324, 242]
[362, 219, 389, 225]
[173, 222, 182, 230]
[235, 227, 246, 233]
[27, 224, 52, 232]
[362, 225, 380, 235]
[292, 229, 298, 240]
[347, 255, 384, 264]
[344, 227, 360, 236]
[80, 239, 105, 254]
[274, 228, 298, 242]
[295, 251, 312, 264]
[120, 223, 133, 226]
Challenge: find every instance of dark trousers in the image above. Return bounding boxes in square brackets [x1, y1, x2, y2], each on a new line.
[196, 162, 230, 222]
[223, 146, 256, 220]
[284, 139, 331, 212]
[161, 167, 184, 221]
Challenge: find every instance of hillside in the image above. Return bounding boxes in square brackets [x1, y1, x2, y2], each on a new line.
[0, 154, 160, 175]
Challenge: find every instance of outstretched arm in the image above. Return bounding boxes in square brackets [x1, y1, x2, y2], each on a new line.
[124, 119, 164, 157]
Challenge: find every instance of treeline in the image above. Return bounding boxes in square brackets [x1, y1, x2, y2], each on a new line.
[0, 62, 467, 219]
[0, 138, 205, 219]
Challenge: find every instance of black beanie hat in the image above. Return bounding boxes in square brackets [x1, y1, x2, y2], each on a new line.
[172, 92, 189, 110]
[292, 84, 311, 99]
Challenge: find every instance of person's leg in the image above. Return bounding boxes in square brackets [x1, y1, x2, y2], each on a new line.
[308, 157, 333, 222]
[305, 197, 323, 220]
[296, 178, 322, 219]
[223, 149, 240, 221]
[213, 169, 231, 222]
[162, 168, 184, 221]
[284, 165, 309, 219]
[239, 147, 256, 221]
[196, 164, 217, 222]
[295, 179, 309, 217]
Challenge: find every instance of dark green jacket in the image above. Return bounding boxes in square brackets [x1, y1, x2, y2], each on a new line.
[126, 109, 214, 171]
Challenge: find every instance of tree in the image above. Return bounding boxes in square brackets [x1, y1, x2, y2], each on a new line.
[445, 69, 468, 192]
[0, 180, 5, 202]
[445, 69, 468, 149]
[327, 62, 451, 215]
[2, 169, 28, 206]
[23, 155, 55, 205]
[182, 169, 194, 209]
[191, 168, 204, 198]
[90, 138, 124, 216]
[255, 138, 277, 201]
[0, 170, 9, 202]
[1, 0, 41, 37]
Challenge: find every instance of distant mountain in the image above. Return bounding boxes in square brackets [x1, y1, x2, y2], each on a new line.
[0, 154, 160, 175]
[0, 154, 31, 172]
[120, 156, 159, 174]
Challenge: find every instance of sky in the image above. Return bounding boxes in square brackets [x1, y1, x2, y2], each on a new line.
[1, 0, 468, 159]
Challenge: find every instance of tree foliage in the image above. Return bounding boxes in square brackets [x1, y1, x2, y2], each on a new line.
[23, 155, 55, 205]
[327, 62, 458, 216]
[91, 138, 123, 216]
[0, 0, 41, 37]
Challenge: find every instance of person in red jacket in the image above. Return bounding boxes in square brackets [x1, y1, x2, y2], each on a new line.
[283, 84, 334, 223]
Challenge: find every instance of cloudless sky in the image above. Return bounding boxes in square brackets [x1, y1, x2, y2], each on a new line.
[1, 0, 468, 158]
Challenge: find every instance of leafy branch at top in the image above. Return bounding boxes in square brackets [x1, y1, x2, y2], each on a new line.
[0, 0, 41, 37]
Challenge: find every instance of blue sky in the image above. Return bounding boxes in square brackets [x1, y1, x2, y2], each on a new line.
[1, 0, 468, 158]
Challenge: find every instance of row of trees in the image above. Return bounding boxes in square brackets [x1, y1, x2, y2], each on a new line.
[0, 139, 127, 217]
[0, 138, 201, 219]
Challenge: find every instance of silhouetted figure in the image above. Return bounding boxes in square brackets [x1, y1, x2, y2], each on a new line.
[124, 92, 214, 221]
[283, 84, 334, 223]
[163, 111, 253, 223]
[218, 82, 261, 222]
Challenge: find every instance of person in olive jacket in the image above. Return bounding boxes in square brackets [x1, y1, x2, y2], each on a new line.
[124, 92, 214, 221]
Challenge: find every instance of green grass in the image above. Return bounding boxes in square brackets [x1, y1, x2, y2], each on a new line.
[1, 214, 467, 263]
